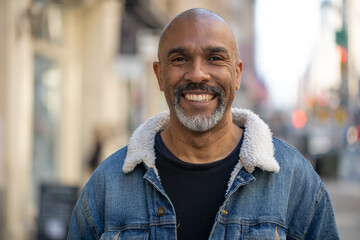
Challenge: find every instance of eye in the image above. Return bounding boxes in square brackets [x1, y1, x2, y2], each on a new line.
[209, 56, 224, 61]
[171, 57, 187, 62]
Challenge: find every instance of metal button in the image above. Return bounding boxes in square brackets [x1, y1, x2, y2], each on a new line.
[156, 206, 166, 217]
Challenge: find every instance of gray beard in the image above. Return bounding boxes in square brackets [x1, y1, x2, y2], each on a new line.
[174, 83, 226, 132]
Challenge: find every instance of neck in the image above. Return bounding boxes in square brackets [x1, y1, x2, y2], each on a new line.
[161, 111, 242, 164]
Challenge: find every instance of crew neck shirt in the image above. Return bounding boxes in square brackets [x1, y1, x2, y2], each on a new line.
[155, 130, 244, 240]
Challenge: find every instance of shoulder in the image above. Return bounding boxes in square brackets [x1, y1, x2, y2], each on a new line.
[271, 137, 323, 193]
[270, 138, 338, 238]
[82, 146, 129, 192]
[95, 146, 128, 174]
[86, 145, 147, 191]
[272, 137, 314, 172]
[271, 137, 325, 203]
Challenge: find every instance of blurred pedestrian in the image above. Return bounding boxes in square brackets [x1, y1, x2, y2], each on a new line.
[87, 126, 106, 172]
[68, 8, 339, 239]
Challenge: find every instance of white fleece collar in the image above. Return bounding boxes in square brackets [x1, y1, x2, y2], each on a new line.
[123, 108, 280, 176]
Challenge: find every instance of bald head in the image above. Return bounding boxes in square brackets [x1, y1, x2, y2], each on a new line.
[159, 8, 227, 40]
[158, 8, 239, 62]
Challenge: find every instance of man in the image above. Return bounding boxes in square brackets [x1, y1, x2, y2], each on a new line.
[68, 8, 339, 239]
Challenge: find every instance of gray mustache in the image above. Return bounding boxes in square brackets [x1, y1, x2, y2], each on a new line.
[174, 83, 224, 97]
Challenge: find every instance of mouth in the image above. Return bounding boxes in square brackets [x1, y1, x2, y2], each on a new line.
[183, 93, 215, 102]
[174, 82, 223, 106]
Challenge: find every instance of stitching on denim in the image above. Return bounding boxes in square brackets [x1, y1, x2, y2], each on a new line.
[284, 229, 302, 240]
[82, 194, 100, 239]
[149, 220, 177, 226]
[218, 214, 227, 222]
[105, 226, 150, 233]
[223, 219, 284, 227]
[243, 224, 248, 235]
[217, 217, 286, 227]
[106, 223, 150, 231]
[302, 183, 325, 239]
[223, 202, 229, 238]
[153, 185, 157, 238]
[149, 218, 176, 223]
[217, 216, 302, 240]
[107, 226, 149, 232]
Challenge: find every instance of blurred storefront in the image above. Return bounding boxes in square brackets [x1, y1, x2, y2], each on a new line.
[0, 0, 125, 239]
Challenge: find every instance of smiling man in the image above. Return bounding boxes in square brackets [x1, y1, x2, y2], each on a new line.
[68, 8, 339, 240]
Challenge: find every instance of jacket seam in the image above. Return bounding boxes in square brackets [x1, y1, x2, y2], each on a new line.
[217, 217, 286, 227]
[217, 216, 303, 240]
[82, 195, 100, 239]
[105, 225, 150, 232]
[302, 183, 325, 239]
[224, 203, 229, 238]
[104, 219, 176, 233]
[153, 186, 157, 237]
[149, 220, 177, 226]
[284, 230, 302, 240]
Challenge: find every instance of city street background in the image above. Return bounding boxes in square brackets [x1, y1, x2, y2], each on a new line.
[325, 180, 360, 239]
[0, 0, 359, 239]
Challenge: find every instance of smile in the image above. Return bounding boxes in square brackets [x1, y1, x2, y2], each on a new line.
[184, 94, 215, 102]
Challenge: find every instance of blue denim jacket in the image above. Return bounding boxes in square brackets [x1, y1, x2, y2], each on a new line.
[68, 109, 339, 239]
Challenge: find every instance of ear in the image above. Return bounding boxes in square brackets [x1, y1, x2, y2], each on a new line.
[153, 61, 164, 91]
[235, 60, 243, 90]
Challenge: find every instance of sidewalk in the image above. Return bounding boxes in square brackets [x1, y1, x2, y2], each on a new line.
[324, 180, 360, 240]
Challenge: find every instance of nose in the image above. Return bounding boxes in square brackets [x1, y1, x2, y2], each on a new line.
[184, 58, 210, 83]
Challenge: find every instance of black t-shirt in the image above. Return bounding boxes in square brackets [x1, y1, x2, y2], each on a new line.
[155, 131, 244, 240]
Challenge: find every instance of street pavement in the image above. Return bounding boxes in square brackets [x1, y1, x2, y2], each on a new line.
[324, 179, 360, 240]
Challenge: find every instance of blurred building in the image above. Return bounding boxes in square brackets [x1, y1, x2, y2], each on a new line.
[299, 0, 360, 179]
[0, 0, 263, 239]
[1, 0, 125, 239]
[341, 0, 360, 181]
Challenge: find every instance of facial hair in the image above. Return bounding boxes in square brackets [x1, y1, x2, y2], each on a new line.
[174, 82, 226, 132]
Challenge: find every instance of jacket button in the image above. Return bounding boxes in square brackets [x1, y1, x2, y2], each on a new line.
[156, 206, 166, 217]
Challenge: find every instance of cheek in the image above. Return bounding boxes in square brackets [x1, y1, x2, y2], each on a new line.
[163, 71, 184, 92]
[216, 72, 238, 103]
[214, 69, 236, 89]
[161, 79, 178, 106]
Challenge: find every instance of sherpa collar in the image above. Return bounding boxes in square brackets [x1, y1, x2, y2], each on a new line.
[123, 108, 280, 175]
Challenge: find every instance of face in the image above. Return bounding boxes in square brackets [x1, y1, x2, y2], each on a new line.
[153, 17, 242, 132]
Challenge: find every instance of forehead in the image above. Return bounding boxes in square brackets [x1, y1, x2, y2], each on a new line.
[159, 17, 235, 57]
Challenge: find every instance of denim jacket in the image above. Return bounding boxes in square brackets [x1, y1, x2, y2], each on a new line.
[68, 108, 339, 240]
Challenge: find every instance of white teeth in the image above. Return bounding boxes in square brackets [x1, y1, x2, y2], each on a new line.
[185, 94, 214, 102]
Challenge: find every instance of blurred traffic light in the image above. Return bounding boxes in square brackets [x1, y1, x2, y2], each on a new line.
[338, 45, 347, 64]
[292, 109, 307, 129]
[346, 125, 360, 145]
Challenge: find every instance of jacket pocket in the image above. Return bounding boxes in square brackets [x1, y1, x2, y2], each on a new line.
[243, 222, 286, 240]
[100, 229, 149, 240]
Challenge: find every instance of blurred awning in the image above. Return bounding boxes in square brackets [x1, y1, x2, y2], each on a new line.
[124, 0, 168, 29]
[120, 0, 168, 54]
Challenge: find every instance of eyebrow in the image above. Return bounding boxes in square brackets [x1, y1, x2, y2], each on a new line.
[205, 46, 229, 55]
[166, 46, 230, 59]
[167, 47, 187, 59]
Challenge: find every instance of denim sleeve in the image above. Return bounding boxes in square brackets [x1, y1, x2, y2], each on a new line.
[67, 173, 105, 239]
[303, 186, 340, 239]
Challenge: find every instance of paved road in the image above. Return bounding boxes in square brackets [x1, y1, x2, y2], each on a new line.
[324, 180, 360, 240]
